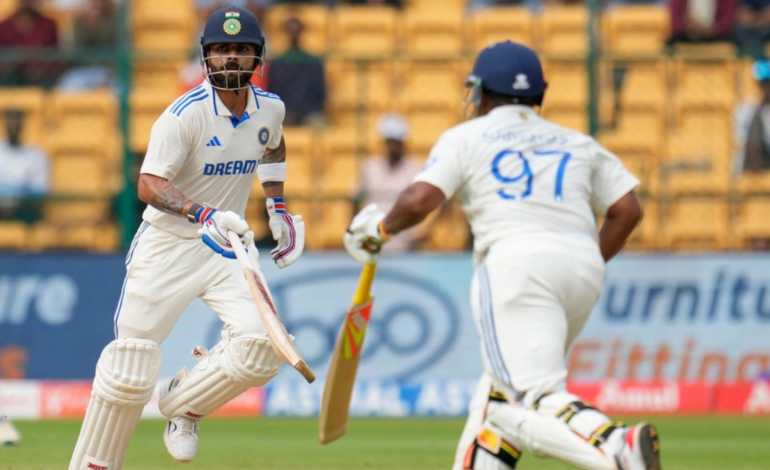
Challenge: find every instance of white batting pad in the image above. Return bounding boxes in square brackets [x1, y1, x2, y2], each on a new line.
[69, 338, 162, 470]
[486, 401, 616, 470]
[159, 335, 282, 419]
[534, 391, 621, 452]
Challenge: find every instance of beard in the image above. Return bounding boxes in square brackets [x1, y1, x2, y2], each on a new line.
[207, 60, 256, 89]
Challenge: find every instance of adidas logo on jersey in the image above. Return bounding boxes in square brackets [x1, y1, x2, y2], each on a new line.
[206, 136, 222, 147]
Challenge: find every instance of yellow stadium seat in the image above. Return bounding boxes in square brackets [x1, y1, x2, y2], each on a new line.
[662, 198, 730, 250]
[540, 6, 589, 56]
[0, 222, 28, 250]
[321, 126, 362, 159]
[285, 154, 314, 198]
[29, 223, 115, 252]
[672, 42, 737, 57]
[471, 7, 535, 51]
[0, 0, 17, 22]
[132, 0, 195, 30]
[317, 201, 353, 249]
[543, 61, 587, 110]
[542, 109, 588, 133]
[265, 5, 330, 56]
[617, 61, 667, 112]
[421, 203, 469, 251]
[49, 90, 117, 154]
[734, 198, 770, 248]
[281, 126, 316, 158]
[402, 60, 465, 109]
[326, 60, 395, 112]
[602, 5, 669, 54]
[0, 87, 45, 114]
[134, 30, 195, 55]
[244, 203, 270, 242]
[43, 201, 111, 225]
[673, 60, 737, 117]
[737, 171, 770, 194]
[327, 110, 386, 153]
[133, 60, 186, 93]
[52, 89, 116, 115]
[404, 9, 464, 55]
[738, 59, 761, 102]
[408, 0, 466, 10]
[406, 107, 462, 155]
[320, 156, 360, 197]
[664, 112, 732, 195]
[333, 6, 399, 57]
[129, 90, 178, 152]
[51, 154, 107, 196]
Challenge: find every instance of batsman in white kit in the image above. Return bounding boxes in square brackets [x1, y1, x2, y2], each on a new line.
[344, 42, 660, 470]
[69, 7, 305, 470]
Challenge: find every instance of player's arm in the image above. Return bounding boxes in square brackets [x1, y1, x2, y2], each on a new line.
[258, 135, 306, 269]
[381, 183, 446, 235]
[137, 173, 200, 219]
[598, 190, 643, 262]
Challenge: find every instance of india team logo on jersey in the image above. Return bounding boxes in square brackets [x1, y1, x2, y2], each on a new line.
[258, 126, 270, 145]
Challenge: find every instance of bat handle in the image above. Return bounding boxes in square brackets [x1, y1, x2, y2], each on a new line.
[228, 230, 251, 271]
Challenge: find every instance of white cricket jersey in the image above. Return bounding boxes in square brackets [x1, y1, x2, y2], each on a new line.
[414, 105, 639, 254]
[140, 80, 285, 238]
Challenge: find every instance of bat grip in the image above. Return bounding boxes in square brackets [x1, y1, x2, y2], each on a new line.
[353, 263, 377, 305]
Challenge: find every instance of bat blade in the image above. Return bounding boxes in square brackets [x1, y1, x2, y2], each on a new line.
[318, 263, 377, 444]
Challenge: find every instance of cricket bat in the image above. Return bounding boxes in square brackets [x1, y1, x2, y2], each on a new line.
[318, 263, 377, 444]
[228, 231, 316, 384]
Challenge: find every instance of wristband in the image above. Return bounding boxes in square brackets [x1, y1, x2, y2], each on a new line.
[378, 221, 391, 241]
[257, 162, 287, 183]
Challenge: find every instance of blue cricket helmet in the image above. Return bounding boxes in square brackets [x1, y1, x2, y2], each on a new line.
[467, 41, 547, 102]
[200, 6, 266, 90]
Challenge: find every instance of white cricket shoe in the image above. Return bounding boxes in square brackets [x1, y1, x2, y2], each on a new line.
[0, 417, 20, 445]
[616, 423, 662, 470]
[160, 377, 199, 463]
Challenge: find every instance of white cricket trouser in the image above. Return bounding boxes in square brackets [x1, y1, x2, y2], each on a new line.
[471, 236, 605, 402]
[114, 221, 267, 343]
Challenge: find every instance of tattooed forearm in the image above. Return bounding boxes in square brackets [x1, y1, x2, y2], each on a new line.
[150, 184, 191, 216]
[261, 136, 286, 164]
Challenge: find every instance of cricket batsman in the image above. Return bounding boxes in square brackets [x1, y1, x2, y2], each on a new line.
[69, 7, 305, 469]
[344, 42, 659, 470]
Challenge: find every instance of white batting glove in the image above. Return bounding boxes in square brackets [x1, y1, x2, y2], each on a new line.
[344, 204, 390, 265]
[266, 198, 305, 269]
[194, 207, 254, 259]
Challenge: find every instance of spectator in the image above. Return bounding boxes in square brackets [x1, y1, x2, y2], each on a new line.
[735, 61, 770, 172]
[57, 0, 118, 91]
[0, 110, 50, 224]
[667, 0, 739, 44]
[266, 17, 326, 126]
[359, 114, 424, 253]
[347, 0, 403, 8]
[468, 0, 536, 12]
[0, 0, 60, 87]
[736, 0, 770, 58]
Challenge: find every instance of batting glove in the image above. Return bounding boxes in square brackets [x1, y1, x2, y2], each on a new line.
[344, 204, 390, 265]
[267, 198, 305, 269]
[194, 207, 254, 259]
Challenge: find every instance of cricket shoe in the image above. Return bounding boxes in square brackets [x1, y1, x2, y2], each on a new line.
[160, 376, 199, 463]
[615, 423, 661, 470]
[0, 417, 20, 445]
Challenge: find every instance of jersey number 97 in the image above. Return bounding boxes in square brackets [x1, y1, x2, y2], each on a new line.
[491, 149, 571, 202]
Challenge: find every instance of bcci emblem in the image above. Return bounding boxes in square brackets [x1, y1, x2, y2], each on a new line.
[223, 18, 241, 36]
[258, 127, 270, 145]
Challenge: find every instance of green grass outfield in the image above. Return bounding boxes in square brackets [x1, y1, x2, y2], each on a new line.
[2, 416, 769, 469]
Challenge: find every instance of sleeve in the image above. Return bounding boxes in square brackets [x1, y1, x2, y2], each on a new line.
[268, 101, 286, 149]
[412, 131, 465, 199]
[140, 112, 192, 180]
[589, 142, 640, 215]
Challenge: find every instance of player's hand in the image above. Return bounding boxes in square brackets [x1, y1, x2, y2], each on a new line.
[267, 198, 305, 269]
[196, 208, 254, 259]
[344, 204, 390, 265]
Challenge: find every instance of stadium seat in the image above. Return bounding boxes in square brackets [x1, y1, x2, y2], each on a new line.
[734, 198, 770, 248]
[737, 172, 770, 194]
[281, 126, 316, 158]
[664, 112, 732, 195]
[129, 90, 179, 151]
[0, 87, 45, 114]
[616, 61, 667, 113]
[50, 90, 117, 153]
[133, 60, 186, 93]
[404, 9, 464, 55]
[28, 223, 116, 252]
[332, 6, 399, 57]
[738, 59, 761, 103]
[602, 5, 669, 54]
[327, 110, 385, 153]
[316, 200, 353, 248]
[320, 156, 360, 197]
[0, 222, 28, 250]
[265, 5, 330, 56]
[408, 0, 466, 10]
[542, 109, 588, 134]
[402, 60, 465, 109]
[420, 203, 469, 251]
[405, 107, 462, 155]
[543, 61, 587, 110]
[673, 59, 737, 117]
[43, 200, 111, 225]
[471, 7, 535, 51]
[662, 198, 730, 250]
[539, 6, 589, 56]
[50, 154, 107, 196]
[0, 0, 17, 22]
[326, 60, 395, 112]
[283, 154, 314, 198]
[132, 0, 194, 30]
